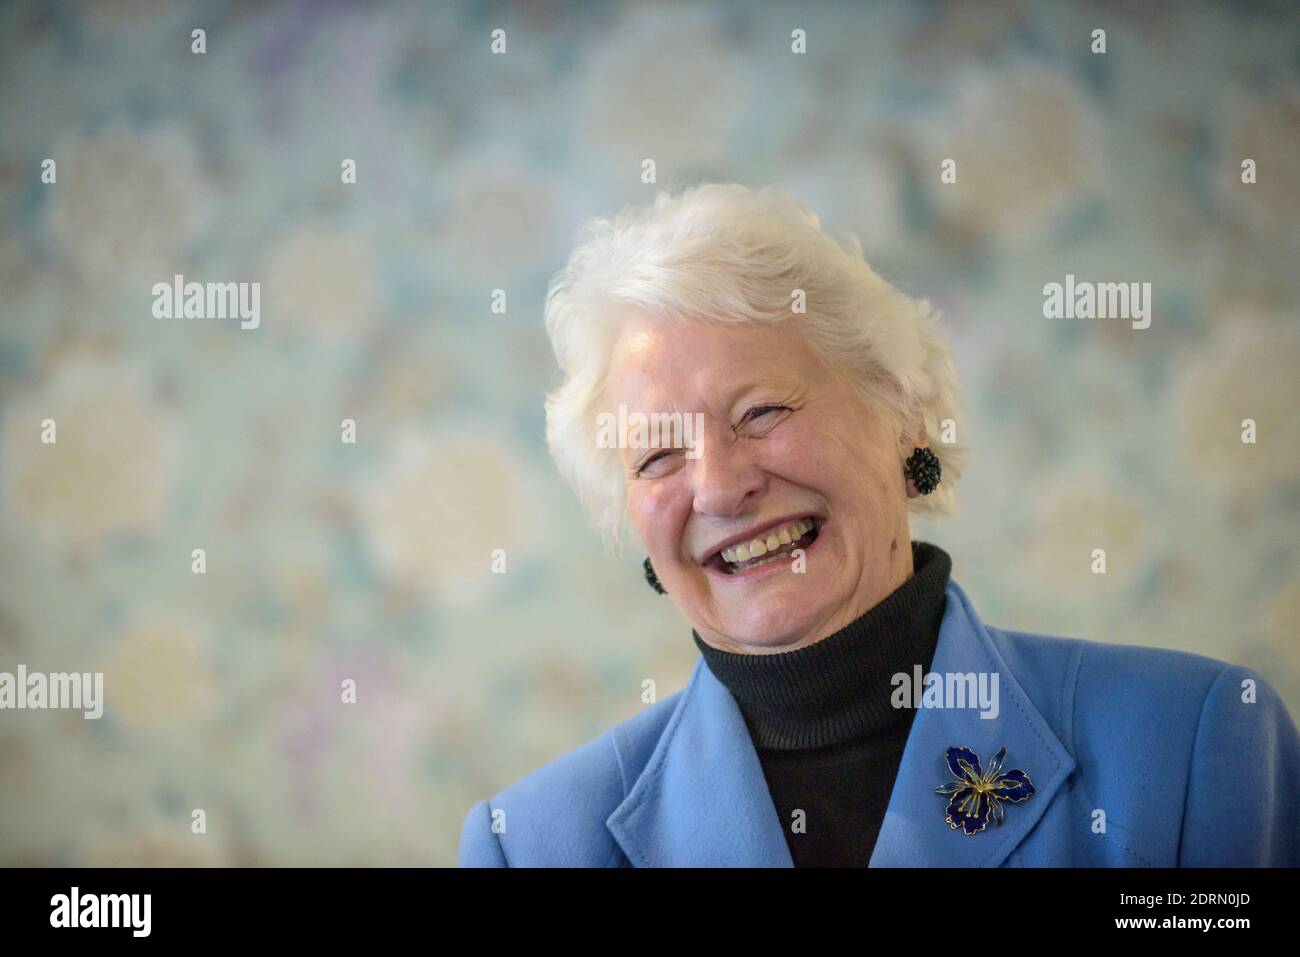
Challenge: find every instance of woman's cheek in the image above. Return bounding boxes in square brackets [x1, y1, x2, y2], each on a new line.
[764, 427, 822, 482]
[629, 478, 682, 555]
[626, 485, 653, 544]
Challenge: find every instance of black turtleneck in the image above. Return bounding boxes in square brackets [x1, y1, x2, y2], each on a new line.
[692, 540, 952, 867]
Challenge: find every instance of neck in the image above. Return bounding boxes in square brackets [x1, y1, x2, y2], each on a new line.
[804, 532, 916, 651]
[692, 540, 952, 749]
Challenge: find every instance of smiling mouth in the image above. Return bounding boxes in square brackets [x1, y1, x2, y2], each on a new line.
[705, 517, 823, 575]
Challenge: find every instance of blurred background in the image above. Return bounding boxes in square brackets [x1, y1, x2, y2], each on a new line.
[0, 0, 1297, 865]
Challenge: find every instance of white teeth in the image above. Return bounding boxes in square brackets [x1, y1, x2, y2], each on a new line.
[715, 518, 818, 570]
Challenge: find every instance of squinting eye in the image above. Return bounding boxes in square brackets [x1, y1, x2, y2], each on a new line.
[636, 449, 672, 475]
[743, 404, 789, 424]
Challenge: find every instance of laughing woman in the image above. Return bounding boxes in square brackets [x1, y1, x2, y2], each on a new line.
[458, 183, 1300, 867]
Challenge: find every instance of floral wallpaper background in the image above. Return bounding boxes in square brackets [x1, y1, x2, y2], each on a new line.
[0, 0, 1297, 865]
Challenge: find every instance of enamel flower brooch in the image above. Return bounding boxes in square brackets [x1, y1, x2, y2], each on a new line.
[935, 745, 1035, 835]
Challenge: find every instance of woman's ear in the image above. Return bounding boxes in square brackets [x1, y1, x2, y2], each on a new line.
[900, 416, 929, 458]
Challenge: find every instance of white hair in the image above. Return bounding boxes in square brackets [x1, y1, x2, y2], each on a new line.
[543, 181, 967, 553]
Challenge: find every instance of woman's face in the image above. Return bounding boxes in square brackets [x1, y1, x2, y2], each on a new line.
[607, 314, 924, 654]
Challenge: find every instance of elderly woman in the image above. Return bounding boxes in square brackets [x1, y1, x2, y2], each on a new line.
[459, 183, 1300, 867]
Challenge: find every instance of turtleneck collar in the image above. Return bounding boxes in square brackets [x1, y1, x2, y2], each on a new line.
[692, 540, 952, 751]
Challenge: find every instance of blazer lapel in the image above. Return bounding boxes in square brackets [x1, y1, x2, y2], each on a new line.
[605, 656, 793, 867]
[607, 578, 1075, 867]
[869, 580, 1076, 866]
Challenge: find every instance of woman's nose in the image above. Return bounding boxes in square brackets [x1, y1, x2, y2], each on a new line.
[688, 427, 764, 519]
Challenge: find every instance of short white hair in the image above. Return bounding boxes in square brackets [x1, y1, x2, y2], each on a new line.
[543, 181, 967, 553]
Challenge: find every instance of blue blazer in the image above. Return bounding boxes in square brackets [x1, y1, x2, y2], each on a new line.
[459, 580, 1300, 866]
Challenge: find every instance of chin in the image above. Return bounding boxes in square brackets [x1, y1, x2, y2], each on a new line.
[716, 598, 830, 650]
[699, 559, 843, 646]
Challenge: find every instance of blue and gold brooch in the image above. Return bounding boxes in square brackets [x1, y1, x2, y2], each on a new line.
[935, 746, 1035, 835]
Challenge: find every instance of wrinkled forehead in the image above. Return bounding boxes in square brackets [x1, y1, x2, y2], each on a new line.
[603, 313, 820, 414]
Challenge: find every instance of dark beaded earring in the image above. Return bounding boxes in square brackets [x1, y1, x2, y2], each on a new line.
[643, 557, 667, 595]
[904, 446, 942, 494]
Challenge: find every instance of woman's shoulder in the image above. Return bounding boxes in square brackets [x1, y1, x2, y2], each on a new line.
[984, 622, 1296, 767]
[502, 683, 688, 805]
[458, 683, 690, 866]
[987, 624, 1241, 710]
[984, 622, 1300, 865]
[946, 579, 1270, 725]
